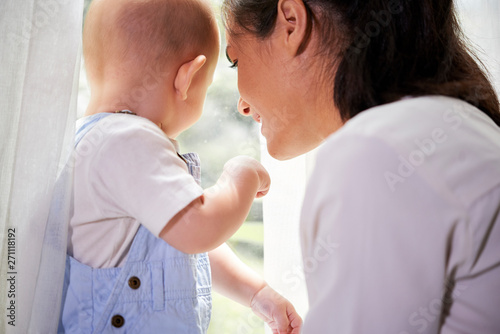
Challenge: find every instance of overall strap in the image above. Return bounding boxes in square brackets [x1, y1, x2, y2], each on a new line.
[58, 112, 117, 334]
[180, 152, 201, 186]
[123, 152, 202, 263]
[75, 113, 113, 147]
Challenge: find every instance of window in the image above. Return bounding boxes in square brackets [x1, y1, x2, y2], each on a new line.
[456, 0, 500, 95]
[176, 8, 266, 332]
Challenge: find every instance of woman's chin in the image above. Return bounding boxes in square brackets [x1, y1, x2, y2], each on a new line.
[264, 134, 321, 161]
[266, 141, 302, 161]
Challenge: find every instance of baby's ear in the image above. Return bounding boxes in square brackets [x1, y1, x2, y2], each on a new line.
[174, 55, 207, 100]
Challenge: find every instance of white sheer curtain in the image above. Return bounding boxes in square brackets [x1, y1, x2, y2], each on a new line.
[262, 0, 500, 329]
[0, 1, 83, 333]
[457, 0, 500, 95]
[261, 144, 316, 322]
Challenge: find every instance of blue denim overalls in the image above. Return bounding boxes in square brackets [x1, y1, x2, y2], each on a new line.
[58, 113, 212, 333]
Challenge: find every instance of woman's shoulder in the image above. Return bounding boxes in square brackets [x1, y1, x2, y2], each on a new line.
[317, 95, 500, 207]
[325, 95, 500, 149]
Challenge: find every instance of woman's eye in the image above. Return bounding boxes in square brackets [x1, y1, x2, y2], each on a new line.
[225, 47, 238, 69]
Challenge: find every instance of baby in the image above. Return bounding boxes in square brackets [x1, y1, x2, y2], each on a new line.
[58, 0, 302, 333]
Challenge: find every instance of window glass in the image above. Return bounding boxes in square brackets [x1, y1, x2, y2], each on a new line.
[456, 0, 500, 94]
[176, 2, 265, 332]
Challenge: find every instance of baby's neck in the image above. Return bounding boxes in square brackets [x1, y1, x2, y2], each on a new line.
[85, 81, 180, 138]
[85, 81, 168, 117]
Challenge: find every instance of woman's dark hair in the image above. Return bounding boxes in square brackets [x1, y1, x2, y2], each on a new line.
[222, 0, 500, 126]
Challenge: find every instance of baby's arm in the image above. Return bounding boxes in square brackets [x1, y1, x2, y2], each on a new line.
[209, 244, 302, 333]
[159, 156, 270, 254]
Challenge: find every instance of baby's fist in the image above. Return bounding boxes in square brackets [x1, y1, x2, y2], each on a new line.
[223, 156, 270, 198]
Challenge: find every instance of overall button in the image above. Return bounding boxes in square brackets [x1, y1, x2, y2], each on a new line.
[111, 315, 125, 328]
[128, 276, 141, 289]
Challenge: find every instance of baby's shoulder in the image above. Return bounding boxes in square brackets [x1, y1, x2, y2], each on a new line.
[76, 113, 176, 158]
[94, 113, 163, 138]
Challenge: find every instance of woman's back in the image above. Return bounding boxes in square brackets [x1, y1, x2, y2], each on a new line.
[300, 95, 500, 333]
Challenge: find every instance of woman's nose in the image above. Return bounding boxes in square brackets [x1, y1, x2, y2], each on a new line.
[237, 97, 252, 116]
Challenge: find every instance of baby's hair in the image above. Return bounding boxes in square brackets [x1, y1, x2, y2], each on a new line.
[84, 0, 218, 82]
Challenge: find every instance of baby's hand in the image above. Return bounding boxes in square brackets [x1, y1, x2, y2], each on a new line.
[223, 156, 270, 198]
[250, 285, 303, 334]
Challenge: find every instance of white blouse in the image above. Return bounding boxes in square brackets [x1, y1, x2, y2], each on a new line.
[301, 96, 500, 333]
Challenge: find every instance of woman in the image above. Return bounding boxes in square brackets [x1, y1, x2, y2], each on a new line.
[222, 0, 500, 333]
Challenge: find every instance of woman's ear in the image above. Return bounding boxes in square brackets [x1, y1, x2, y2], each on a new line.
[174, 55, 207, 100]
[276, 0, 308, 56]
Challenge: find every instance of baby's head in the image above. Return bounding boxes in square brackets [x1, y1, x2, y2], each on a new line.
[83, 0, 220, 137]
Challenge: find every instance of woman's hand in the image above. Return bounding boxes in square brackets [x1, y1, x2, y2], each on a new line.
[250, 284, 303, 334]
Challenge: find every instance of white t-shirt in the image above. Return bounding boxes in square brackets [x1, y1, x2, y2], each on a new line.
[301, 96, 500, 333]
[70, 114, 203, 268]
